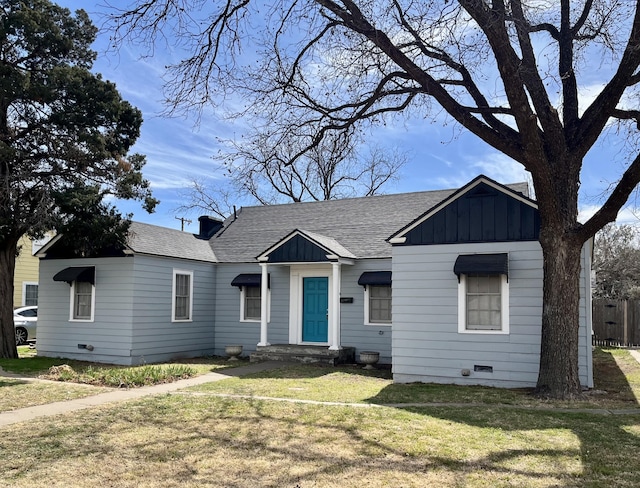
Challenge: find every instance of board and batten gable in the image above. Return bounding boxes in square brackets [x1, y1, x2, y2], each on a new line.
[391, 179, 539, 246]
[129, 254, 216, 364]
[389, 176, 593, 388]
[37, 257, 136, 364]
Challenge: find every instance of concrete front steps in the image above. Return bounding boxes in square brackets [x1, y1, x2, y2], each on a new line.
[250, 344, 356, 365]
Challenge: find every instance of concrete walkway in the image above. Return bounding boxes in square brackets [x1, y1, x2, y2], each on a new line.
[0, 361, 287, 427]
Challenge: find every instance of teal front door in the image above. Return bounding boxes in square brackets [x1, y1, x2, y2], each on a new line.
[302, 277, 329, 342]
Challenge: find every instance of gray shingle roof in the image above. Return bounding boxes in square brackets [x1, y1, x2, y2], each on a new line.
[124, 179, 529, 264]
[127, 221, 217, 262]
[211, 180, 529, 263]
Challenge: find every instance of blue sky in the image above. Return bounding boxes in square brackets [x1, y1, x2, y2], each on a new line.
[54, 1, 638, 232]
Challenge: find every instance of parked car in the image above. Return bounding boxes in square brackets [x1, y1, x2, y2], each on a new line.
[14, 305, 37, 345]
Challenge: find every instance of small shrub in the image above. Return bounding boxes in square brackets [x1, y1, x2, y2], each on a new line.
[41, 364, 195, 388]
[44, 365, 78, 382]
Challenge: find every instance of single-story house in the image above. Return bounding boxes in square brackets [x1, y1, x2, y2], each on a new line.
[36, 175, 594, 389]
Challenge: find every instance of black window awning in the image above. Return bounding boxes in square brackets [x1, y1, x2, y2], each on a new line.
[53, 266, 95, 285]
[231, 273, 270, 288]
[453, 253, 508, 278]
[358, 271, 392, 287]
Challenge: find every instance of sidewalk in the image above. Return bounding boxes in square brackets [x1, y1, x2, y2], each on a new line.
[0, 361, 286, 427]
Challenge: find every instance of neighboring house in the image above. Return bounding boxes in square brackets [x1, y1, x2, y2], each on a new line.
[13, 234, 52, 308]
[36, 175, 594, 389]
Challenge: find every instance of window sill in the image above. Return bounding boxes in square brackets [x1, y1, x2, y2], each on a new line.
[458, 328, 509, 335]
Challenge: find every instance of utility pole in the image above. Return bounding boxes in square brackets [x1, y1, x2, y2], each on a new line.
[175, 216, 192, 231]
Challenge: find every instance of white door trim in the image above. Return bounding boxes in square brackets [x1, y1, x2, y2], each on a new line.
[289, 265, 333, 345]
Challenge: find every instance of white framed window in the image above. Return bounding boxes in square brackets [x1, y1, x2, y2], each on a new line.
[240, 286, 270, 322]
[458, 274, 509, 334]
[364, 284, 392, 325]
[71, 280, 95, 321]
[172, 270, 193, 322]
[22, 282, 38, 306]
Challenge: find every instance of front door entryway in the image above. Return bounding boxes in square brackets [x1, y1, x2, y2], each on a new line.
[302, 277, 329, 342]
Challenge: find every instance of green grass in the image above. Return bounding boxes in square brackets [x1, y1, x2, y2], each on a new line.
[39, 363, 197, 388]
[0, 349, 69, 375]
[0, 348, 640, 486]
[186, 348, 640, 410]
[1, 392, 639, 487]
[0, 379, 109, 412]
[0, 348, 236, 386]
[188, 363, 395, 403]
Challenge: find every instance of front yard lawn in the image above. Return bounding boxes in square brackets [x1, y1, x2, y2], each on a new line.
[1, 385, 639, 487]
[187, 348, 640, 410]
[0, 348, 639, 487]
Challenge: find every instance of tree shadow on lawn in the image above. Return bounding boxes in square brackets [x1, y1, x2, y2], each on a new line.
[3, 387, 639, 487]
[2, 352, 639, 486]
[591, 348, 640, 405]
[1, 395, 588, 487]
[0, 378, 29, 388]
[358, 348, 640, 485]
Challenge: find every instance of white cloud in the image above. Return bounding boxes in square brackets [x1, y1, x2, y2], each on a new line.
[430, 151, 530, 189]
[578, 205, 640, 226]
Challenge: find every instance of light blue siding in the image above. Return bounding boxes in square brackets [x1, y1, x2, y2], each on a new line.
[212, 264, 290, 356]
[129, 255, 216, 363]
[211, 261, 393, 361]
[38, 257, 136, 364]
[391, 241, 593, 388]
[38, 239, 592, 383]
[340, 260, 392, 363]
[38, 255, 216, 365]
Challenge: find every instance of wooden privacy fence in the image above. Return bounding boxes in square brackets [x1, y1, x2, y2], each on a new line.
[592, 299, 640, 347]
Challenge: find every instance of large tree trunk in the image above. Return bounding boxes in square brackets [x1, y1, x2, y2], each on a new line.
[536, 229, 583, 398]
[0, 238, 18, 358]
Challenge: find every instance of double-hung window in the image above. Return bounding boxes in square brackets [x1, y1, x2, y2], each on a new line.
[23, 283, 38, 306]
[172, 270, 193, 322]
[244, 286, 261, 320]
[455, 254, 509, 334]
[242, 286, 262, 321]
[72, 280, 94, 321]
[366, 285, 392, 325]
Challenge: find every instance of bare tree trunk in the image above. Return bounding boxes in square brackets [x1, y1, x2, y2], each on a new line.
[0, 238, 18, 358]
[536, 231, 582, 398]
